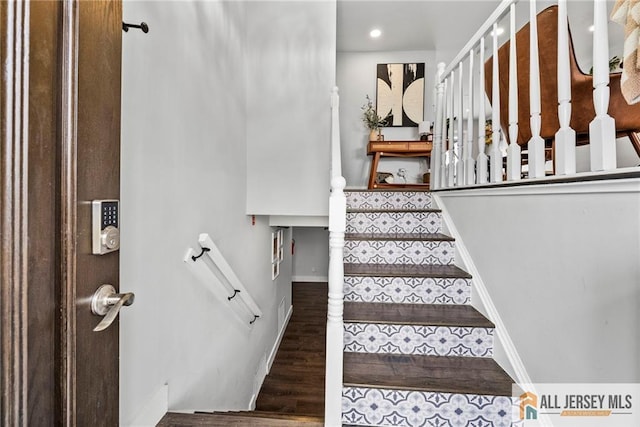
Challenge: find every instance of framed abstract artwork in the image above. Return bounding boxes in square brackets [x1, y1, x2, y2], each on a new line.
[376, 63, 425, 127]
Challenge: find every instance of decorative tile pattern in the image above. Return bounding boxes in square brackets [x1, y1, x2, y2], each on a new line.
[344, 276, 471, 305]
[346, 191, 432, 210]
[344, 323, 494, 357]
[344, 240, 455, 265]
[346, 211, 443, 234]
[342, 387, 514, 427]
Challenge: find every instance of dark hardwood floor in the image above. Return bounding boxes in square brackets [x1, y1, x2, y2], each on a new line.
[157, 282, 327, 426]
[254, 282, 327, 418]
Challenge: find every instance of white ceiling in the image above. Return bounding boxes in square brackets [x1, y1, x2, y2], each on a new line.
[337, 0, 624, 69]
[337, 1, 502, 53]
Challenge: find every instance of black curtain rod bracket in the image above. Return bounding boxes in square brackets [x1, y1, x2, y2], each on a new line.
[123, 21, 149, 33]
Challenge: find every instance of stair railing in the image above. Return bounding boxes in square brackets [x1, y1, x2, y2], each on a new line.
[184, 233, 262, 326]
[325, 86, 346, 427]
[432, 0, 627, 190]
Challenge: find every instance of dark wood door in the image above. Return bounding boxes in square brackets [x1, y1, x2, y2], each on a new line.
[1, 1, 122, 425]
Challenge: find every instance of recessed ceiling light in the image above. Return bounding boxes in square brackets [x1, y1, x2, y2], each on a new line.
[588, 25, 595, 32]
[370, 29, 382, 38]
[490, 27, 505, 37]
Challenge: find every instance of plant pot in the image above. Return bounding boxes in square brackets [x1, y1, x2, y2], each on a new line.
[369, 129, 384, 141]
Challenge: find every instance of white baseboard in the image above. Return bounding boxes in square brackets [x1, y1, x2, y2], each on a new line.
[433, 194, 532, 386]
[267, 304, 293, 372]
[249, 305, 294, 410]
[126, 383, 169, 427]
[292, 275, 328, 282]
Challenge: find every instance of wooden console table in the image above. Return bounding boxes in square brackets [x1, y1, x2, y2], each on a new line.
[367, 140, 432, 189]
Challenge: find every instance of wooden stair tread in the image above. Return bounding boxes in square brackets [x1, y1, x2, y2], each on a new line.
[344, 263, 471, 278]
[159, 411, 323, 426]
[346, 232, 454, 241]
[344, 303, 494, 327]
[347, 208, 440, 213]
[345, 188, 429, 193]
[344, 353, 514, 396]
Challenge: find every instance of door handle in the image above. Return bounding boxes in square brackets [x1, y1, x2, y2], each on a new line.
[91, 284, 135, 332]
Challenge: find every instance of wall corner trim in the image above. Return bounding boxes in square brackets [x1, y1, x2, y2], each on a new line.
[433, 193, 532, 386]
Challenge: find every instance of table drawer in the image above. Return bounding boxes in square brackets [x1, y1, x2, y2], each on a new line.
[408, 141, 433, 152]
[368, 141, 410, 152]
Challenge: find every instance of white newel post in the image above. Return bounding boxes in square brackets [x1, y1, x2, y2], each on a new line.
[490, 22, 503, 183]
[325, 176, 345, 426]
[465, 49, 475, 185]
[590, 0, 617, 171]
[456, 62, 465, 185]
[506, 4, 522, 181]
[477, 36, 489, 184]
[528, 0, 546, 178]
[432, 63, 446, 190]
[555, 0, 577, 175]
[325, 86, 345, 427]
[448, 71, 456, 187]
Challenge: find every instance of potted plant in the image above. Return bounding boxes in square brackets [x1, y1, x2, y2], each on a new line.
[361, 95, 388, 141]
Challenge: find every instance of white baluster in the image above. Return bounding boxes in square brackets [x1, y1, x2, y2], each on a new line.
[477, 36, 489, 184]
[590, 0, 616, 171]
[330, 87, 342, 179]
[490, 22, 503, 182]
[528, 0, 546, 178]
[325, 175, 345, 427]
[555, 0, 576, 175]
[456, 62, 465, 185]
[441, 78, 449, 188]
[432, 63, 446, 190]
[465, 49, 476, 185]
[507, 4, 521, 181]
[442, 76, 448, 188]
[448, 71, 456, 187]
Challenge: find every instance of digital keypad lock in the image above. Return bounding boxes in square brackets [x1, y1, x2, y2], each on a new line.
[92, 200, 120, 255]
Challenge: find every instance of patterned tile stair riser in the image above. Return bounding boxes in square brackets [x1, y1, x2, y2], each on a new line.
[344, 276, 471, 305]
[344, 239, 455, 266]
[343, 323, 494, 358]
[346, 211, 443, 234]
[342, 387, 515, 427]
[341, 190, 516, 427]
[345, 191, 433, 210]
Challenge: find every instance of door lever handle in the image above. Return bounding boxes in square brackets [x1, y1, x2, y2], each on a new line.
[91, 284, 135, 332]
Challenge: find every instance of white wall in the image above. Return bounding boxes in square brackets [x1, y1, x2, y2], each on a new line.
[436, 179, 640, 382]
[120, 1, 294, 424]
[245, 0, 336, 216]
[337, 50, 436, 188]
[292, 227, 329, 282]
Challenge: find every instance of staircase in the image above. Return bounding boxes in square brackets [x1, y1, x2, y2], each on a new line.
[341, 189, 515, 427]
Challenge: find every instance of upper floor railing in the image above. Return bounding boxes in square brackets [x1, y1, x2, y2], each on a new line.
[325, 87, 346, 427]
[432, 0, 640, 190]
